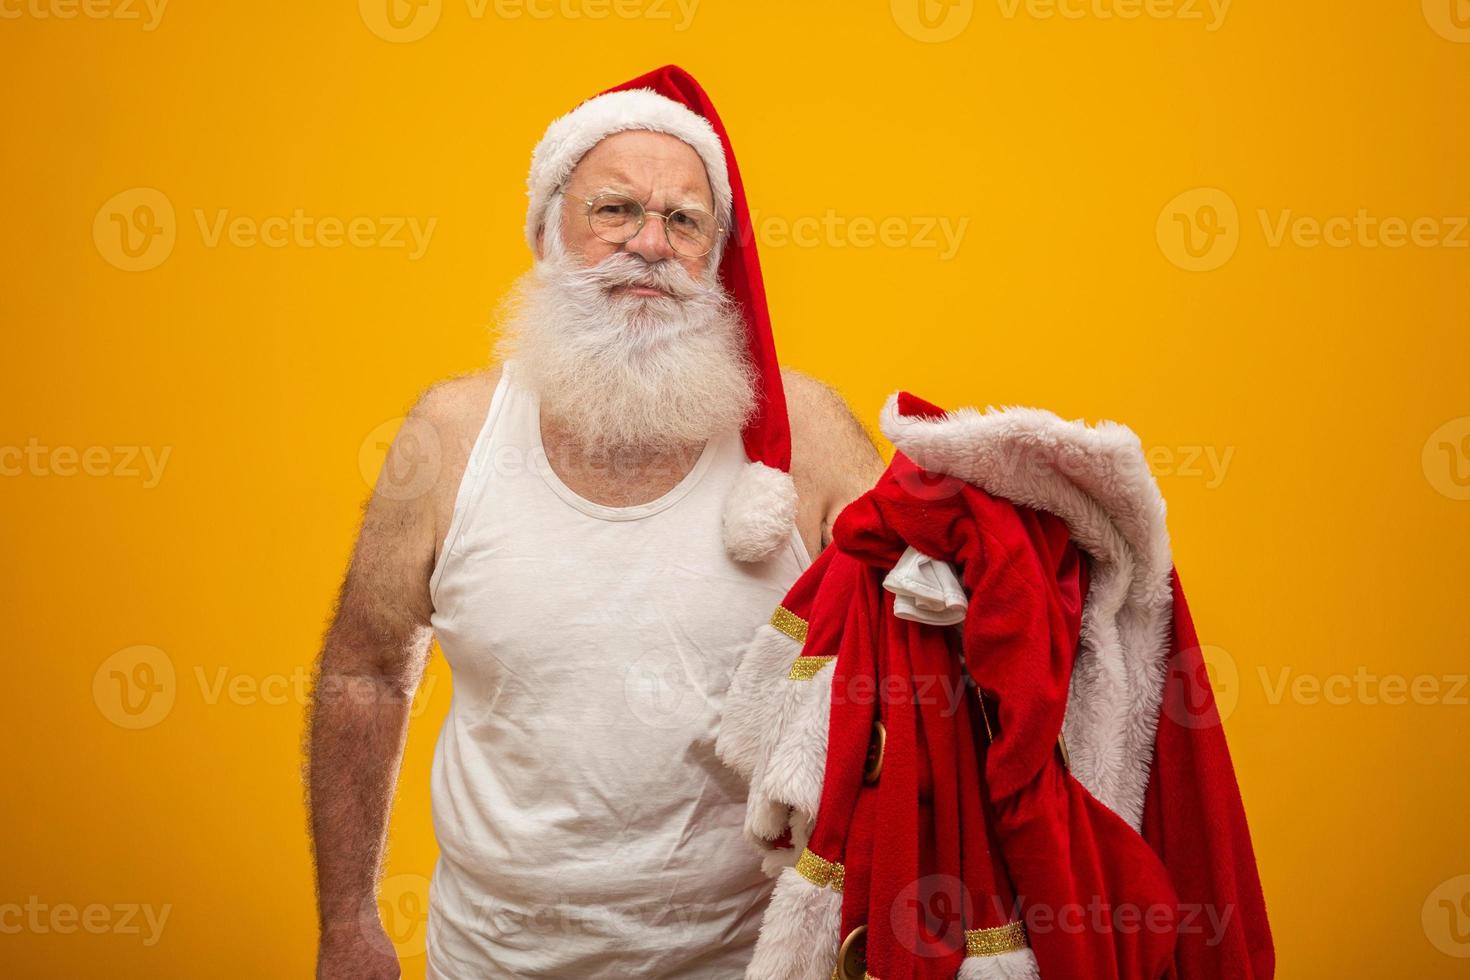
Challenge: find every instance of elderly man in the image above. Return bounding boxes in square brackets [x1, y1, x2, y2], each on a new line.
[307, 66, 885, 979]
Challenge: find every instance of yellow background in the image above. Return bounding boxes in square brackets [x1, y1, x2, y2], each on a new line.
[3, 0, 1468, 976]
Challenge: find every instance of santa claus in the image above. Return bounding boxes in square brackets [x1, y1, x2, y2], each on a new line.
[306, 65, 885, 979]
[306, 64, 1273, 980]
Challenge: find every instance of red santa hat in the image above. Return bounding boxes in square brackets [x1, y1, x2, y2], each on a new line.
[524, 65, 797, 563]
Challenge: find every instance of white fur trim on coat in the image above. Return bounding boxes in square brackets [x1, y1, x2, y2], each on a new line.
[723, 461, 799, 563]
[879, 396, 1175, 832]
[742, 657, 835, 853]
[761, 809, 814, 877]
[525, 88, 732, 251]
[957, 948, 1041, 979]
[745, 865, 843, 980]
[752, 658, 834, 830]
[717, 622, 801, 780]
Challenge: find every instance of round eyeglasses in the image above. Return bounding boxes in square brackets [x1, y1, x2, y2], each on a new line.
[581, 193, 722, 258]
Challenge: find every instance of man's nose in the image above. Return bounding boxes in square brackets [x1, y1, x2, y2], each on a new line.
[623, 213, 676, 263]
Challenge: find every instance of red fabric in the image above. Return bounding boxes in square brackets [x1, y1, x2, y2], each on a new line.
[806, 560, 880, 865]
[1143, 572, 1276, 980]
[784, 389, 1273, 979]
[601, 65, 789, 473]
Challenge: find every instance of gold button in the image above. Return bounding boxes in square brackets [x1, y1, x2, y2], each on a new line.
[835, 924, 868, 980]
[862, 720, 886, 785]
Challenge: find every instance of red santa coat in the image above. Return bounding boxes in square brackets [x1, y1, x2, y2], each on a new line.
[716, 392, 1272, 980]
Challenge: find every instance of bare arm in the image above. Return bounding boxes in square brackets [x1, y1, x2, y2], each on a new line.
[306, 396, 442, 977]
[782, 367, 889, 554]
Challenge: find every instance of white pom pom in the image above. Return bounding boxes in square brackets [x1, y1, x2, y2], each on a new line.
[722, 461, 798, 562]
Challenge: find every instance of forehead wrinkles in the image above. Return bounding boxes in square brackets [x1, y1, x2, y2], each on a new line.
[574, 158, 712, 210]
[587, 186, 709, 214]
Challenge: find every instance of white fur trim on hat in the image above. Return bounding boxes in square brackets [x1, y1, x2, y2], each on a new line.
[722, 461, 798, 563]
[525, 88, 732, 251]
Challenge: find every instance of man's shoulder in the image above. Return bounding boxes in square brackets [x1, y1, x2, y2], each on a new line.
[779, 366, 879, 446]
[778, 365, 887, 518]
[410, 365, 502, 434]
[399, 367, 503, 513]
[780, 366, 854, 430]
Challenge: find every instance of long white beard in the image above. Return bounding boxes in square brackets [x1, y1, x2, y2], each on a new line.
[494, 227, 756, 455]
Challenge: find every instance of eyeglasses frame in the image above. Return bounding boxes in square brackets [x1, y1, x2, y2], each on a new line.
[577, 192, 725, 259]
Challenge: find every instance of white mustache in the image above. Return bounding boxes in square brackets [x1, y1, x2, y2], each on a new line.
[580, 252, 709, 301]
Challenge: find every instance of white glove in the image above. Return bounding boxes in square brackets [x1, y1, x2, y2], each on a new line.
[882, 545, 968, 625]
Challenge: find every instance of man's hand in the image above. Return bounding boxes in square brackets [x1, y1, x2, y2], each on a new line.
[317, 919, 402, 980]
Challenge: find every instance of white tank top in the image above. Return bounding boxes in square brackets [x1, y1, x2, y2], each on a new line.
[425, 360, 811, 979]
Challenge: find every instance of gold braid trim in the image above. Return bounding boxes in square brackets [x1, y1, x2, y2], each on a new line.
[794, 848, 844, 892]
[828, 922, 1026, 979]
[788, 655, 836, 680]
[769, 605, 808, 644]
[965, 920, 1029, 957]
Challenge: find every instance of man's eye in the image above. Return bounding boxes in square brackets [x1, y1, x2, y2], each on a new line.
[669, 212, 695, 227]
[596, 204, 631, 217]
